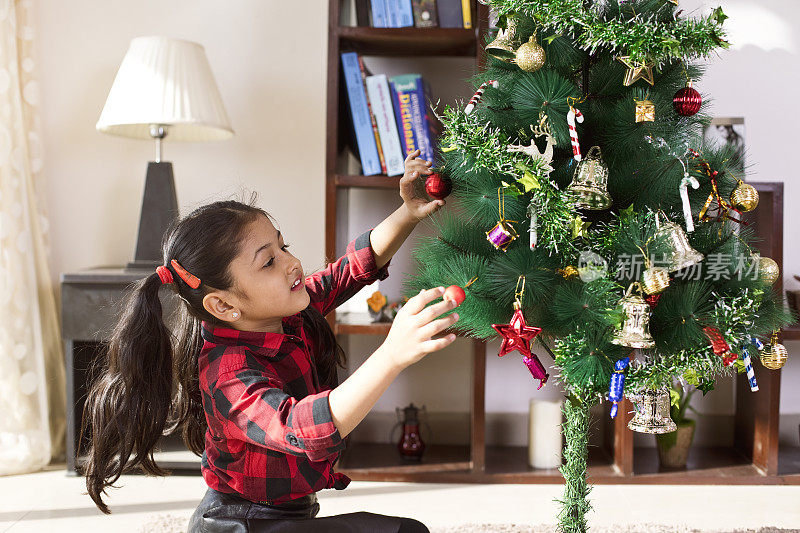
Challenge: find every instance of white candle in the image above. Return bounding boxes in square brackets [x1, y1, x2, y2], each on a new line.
[528, 398, 563, 469]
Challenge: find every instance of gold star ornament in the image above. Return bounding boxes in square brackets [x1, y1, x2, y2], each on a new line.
[617, 56, 655, 87]
[570, 216, 591, 239]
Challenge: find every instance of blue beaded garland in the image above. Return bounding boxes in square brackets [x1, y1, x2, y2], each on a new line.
[608, 356, 630, 418]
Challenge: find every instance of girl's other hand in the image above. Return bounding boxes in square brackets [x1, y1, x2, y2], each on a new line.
[400, 149, 443, 220]
[381, 286, 459, 370]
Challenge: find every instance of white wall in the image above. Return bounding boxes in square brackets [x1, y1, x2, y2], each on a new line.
[32, 0, 799, 448]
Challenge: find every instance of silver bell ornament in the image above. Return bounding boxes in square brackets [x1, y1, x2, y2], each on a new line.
[612, 282, 656, 349]
[654, 211, 704, 273]
[567, 146, 612, 210]
[627, 388, 677, 434]
[485, 18, 520, 62]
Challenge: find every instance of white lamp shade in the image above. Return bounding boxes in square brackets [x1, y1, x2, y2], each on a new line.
[96, 36, 234, 141]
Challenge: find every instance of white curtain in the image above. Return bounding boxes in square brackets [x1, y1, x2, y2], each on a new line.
[0, 0, 66, 475]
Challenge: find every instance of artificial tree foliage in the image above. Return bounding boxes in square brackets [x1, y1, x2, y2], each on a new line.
[405, 1, 794, 531]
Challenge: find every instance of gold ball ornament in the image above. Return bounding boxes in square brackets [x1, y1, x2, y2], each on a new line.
[641, 266, 670, 295]
[515, 37, 545, 72]
[730, 181, 759, 212]
[757, 256, 780, 285]
[761, 334, 788, 370]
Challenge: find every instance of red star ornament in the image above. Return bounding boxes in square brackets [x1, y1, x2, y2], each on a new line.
[491, 305, 549, 388]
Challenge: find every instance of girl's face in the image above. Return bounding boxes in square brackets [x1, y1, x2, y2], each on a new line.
[203, 215, 310, 333]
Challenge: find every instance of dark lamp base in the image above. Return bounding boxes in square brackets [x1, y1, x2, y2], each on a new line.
[126, 161, 178, 272]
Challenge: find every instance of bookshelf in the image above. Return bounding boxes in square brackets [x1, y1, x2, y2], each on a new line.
[324, 1, 799, 485]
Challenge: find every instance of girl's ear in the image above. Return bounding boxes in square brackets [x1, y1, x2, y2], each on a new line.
[202, 292, 239, 323]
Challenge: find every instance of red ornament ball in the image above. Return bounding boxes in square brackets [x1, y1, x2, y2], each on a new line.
[425, 173, 452, 200]
[673, 83, 702, 116]
[443, 285, 466, 306]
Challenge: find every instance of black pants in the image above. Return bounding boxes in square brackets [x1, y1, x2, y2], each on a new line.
[187, 487, 429, 533]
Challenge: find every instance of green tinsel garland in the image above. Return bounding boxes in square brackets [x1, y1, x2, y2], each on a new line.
[557, 394, 594, 533]
[489, 0, 729, 64]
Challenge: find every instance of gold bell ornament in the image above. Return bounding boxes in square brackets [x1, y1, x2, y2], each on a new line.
[635, 98, 656, 123]
[627, 388, 677, 434]
[567, 145, 612, 210]
[515, 35, 546, 72]
[612, 282, 656, 348]
[730, 180, 759, 212]
[654, 211, 704, 273]
[753, 254, 780, 285]
[761, 331, 788, 370]
[641, 265, 670, 295]
[485, 18, 520, 62]
[638, 245, 670, 295]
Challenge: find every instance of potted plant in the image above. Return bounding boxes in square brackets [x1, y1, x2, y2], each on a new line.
[656, 382, 698, 469]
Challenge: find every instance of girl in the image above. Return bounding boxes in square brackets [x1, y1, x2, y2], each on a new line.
[81, 150, 460, 532]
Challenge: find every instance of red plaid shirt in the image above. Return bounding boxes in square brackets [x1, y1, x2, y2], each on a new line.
[198, 229, 390, 504]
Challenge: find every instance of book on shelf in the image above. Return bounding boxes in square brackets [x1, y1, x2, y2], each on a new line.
[355, 0, 370, 26]
[365, 74, 405, 176]
[357, 56, 388, 174]
[395, 0, 415, 27]
[389, 74, 436, 164]
[461, 0, 472, 28]
[385, 0, 414, 28]
[341, 0, 371, 27]
[411, 0, 438, 27]
[370, 0, 388, 27]
[436, 0, 462, 28]
[340, 52, 381, 176]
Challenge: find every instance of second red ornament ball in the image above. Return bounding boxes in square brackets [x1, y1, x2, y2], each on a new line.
[425, 173, 452, 200]
[673, 81, 702, 116]
[443, 285, 466, 306]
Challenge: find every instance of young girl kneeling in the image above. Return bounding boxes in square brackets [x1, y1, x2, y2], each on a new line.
[82, 150, 459, 532]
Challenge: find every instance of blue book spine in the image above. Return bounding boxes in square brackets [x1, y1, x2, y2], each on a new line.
[370, 0, 388, 27]
[341, 52, 381, 176]
[396, 0, 414, 27]
[406, 76, 435, 163]
[385, 0, 397, 27]
[390, 77, 419, 160]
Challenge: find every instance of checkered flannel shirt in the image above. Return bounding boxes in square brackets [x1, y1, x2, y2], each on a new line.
[198, 228, 390, 504]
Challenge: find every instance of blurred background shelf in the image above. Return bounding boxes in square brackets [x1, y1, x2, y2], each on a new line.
[338, 27, 478, 57]
[781, 325, 800, 340]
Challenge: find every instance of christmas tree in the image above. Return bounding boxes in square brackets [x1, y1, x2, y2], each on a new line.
[405, 1, 795, 531]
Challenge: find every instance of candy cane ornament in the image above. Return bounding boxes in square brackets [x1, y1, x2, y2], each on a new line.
[740, 346, 759, 392]
[465, 80, 498, 114]
[567, 106, 584, 161]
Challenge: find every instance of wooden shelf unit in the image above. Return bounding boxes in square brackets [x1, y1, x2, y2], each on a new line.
[324, 1, 796, 485]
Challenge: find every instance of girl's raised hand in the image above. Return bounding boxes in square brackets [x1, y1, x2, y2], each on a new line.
[400, 149, 444, 220]
[380, 286, 459, 370]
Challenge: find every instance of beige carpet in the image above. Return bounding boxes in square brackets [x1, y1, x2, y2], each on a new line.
[139, 513, 800, 533]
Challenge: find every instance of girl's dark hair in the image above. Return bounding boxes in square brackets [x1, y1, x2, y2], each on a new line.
[81, 195, 345, 514]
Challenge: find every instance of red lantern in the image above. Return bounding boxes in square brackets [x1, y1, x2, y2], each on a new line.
[425, 173, 452, 200]
[673, 81, 702, 116]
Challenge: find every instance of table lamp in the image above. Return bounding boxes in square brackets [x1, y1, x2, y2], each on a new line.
[96, 36, 234, 270]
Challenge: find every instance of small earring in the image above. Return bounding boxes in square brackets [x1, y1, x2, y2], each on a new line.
[231, 312, 239, 319]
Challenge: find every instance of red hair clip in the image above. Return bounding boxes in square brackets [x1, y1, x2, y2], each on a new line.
[170, 259, 201, 289]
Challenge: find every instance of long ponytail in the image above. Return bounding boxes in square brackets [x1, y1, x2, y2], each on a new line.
[82, 273, 175, 514]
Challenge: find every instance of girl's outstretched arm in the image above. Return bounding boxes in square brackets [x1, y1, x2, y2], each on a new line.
[328, 286, 459, 437]
[370, 149, 444, 269]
